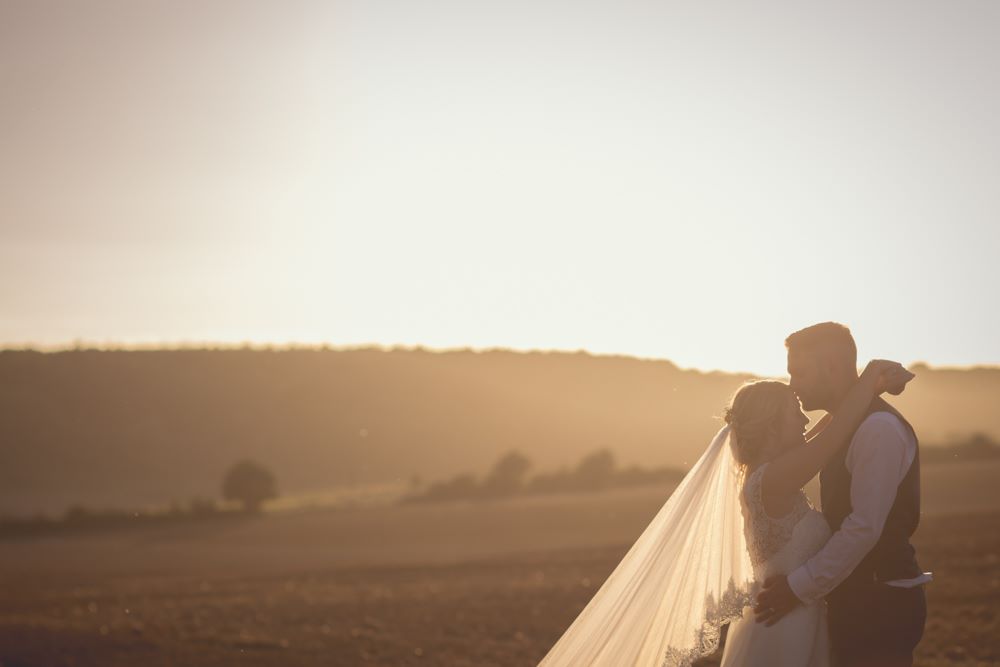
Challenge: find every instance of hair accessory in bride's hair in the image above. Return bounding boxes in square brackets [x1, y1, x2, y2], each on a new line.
[724, 406, 738, 429]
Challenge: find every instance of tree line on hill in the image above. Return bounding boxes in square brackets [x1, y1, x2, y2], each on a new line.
[401, 448, 687, 504]
[921, 432, 1000, 464]
[404, 432, 1000, 505]
[1, 434, 997, 539]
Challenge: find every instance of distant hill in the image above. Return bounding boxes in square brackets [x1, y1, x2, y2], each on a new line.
[1, 348, 997, 515]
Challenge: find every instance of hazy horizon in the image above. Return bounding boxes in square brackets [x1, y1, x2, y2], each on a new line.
[3, 339, 1000, 377]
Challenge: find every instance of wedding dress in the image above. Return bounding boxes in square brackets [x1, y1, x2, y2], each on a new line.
[537, 426, 832, 667]
[720, 461, 832, 666]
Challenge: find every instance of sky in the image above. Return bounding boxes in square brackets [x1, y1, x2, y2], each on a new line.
[1, 0, 998, 376]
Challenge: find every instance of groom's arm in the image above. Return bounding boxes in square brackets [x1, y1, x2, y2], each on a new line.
[785, 413, 915, 604]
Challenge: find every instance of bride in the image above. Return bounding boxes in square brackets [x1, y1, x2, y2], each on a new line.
[537, 360, 912, 667]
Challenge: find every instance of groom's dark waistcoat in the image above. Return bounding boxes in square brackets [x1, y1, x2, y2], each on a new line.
[820, 397, 922, 595]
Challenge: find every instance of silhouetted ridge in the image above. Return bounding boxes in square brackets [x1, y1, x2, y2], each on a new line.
[1, 348, 996, 515]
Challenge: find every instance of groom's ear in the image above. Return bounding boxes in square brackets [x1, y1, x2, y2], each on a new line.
[824, 349, 856, 380]
[822, 353, 838, 375]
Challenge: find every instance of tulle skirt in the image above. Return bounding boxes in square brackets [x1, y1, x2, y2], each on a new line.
[720, 600, 830, 667]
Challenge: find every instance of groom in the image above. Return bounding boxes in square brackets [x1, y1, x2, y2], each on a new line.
[755, 323, 930, 667]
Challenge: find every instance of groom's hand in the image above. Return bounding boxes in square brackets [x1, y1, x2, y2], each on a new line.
[754, 575, 800, 626]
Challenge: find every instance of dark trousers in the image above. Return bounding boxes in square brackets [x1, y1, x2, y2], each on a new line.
[827, 582, 926, 667]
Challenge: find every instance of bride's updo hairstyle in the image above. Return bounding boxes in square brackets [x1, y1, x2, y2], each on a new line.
[724, 380, 794, 469]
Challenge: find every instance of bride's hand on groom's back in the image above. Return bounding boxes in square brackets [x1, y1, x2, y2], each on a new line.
[861, 359, 915, 396]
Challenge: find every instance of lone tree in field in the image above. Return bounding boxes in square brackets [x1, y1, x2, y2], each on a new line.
[222, 460, 278, 513]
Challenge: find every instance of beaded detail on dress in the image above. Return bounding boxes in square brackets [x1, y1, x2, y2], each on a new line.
[741, 463, 814, 569]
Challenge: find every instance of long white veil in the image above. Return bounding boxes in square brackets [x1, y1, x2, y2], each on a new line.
[538, 425, 755, 667]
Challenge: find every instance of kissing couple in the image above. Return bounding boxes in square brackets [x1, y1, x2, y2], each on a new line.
[538, 322, 931, 667]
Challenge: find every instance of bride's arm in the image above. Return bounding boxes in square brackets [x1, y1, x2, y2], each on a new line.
[762, 361, 912, 505]
[804, 413, 832, 440]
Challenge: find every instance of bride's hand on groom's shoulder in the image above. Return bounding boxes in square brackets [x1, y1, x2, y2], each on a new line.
[861, 359, 915, 396]
[753, 575, 800, 626]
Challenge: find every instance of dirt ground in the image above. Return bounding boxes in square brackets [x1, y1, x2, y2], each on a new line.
[0, 506, 997, 667]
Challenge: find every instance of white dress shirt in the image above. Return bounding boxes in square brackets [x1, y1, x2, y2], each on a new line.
[787, 412, 933, 604]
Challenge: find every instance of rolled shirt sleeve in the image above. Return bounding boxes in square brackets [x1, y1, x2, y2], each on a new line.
[787, 413, 915, 604]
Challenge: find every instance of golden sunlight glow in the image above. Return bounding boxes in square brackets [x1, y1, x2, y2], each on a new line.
[1, 0, 998, 376]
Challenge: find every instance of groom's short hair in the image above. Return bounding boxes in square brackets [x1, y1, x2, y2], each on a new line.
[785, 322, 857, 367]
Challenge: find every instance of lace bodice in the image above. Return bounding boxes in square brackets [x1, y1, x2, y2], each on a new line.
[740, 463, 829, 575]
